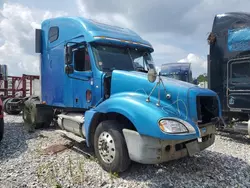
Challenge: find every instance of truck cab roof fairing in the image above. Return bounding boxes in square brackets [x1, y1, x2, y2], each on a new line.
[42, 17, 153, 51]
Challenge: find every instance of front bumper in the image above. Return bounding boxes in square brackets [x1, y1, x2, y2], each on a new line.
[122, 124, 216, 164]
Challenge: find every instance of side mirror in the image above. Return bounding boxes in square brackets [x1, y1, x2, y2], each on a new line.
[148, 68, 157, 83]
[65, 65, 74, 74]
[64, 45, 73, 65]
[35, 29, 42, 53]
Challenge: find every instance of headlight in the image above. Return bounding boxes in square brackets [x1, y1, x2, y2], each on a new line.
[159, 119, 188, 133]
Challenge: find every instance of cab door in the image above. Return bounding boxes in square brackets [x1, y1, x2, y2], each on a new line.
[227, 57, 250, 110]
[65, 45, 94, 109]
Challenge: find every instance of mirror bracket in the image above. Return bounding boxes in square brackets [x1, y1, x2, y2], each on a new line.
[65, 65, 74, 74]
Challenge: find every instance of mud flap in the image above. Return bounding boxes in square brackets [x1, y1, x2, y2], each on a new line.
[186, 140, 201, 156]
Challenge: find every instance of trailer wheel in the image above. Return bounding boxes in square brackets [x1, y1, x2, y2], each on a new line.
[3, 98, 11, 114]
[94, 120, 131, 173]
[3, 98, 21, 115]
[0, 118, 4, 141]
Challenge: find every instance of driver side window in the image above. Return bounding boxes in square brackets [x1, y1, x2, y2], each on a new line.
[74, 48, 91, 71]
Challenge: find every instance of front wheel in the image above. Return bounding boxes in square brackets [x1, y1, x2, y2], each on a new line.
[94, 120, 131, 173]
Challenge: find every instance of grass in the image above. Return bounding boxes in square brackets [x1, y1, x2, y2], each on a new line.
[34, 138, 122, 187]
[36, 155, 87, 187]
[109, 171, 119, 184]
[36, 154, 122, 187]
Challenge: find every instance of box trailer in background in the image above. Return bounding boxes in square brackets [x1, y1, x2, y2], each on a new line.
[0, 65, 40, 114]
[160, 62, 193, 82]
[159, 62, 198, 85]
[208, 12, 250, 135]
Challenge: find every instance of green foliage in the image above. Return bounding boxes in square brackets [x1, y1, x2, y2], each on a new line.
[197, 73, 207, 83]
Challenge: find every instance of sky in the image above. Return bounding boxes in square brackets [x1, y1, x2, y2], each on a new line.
[0, 0, 250, 77]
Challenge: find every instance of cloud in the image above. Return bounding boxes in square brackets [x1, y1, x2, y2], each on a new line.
[150, 43, 188, 68]
[74, 0, 215, 74]
[76, 0, 132, 28]
[179, 53, 207, 77]
[76, 0, 250, 70]
[76, 0, 200, 35]
[76, 0, 192, 67]
[78, 0, 250, 37]
[0, 3, 67, 76]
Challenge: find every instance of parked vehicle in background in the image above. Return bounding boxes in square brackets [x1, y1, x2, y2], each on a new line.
[22, 16, 222, 172]
[208, 12, 250, 135]
[0, 66, 39, 115]
[198, 81, 208, 88]
[160, 62, 198, 84]
[0, 98, 4, 142]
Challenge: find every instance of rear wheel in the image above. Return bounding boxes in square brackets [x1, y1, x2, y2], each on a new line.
[0, 118, 4, 141]
[23, 97, 46, 131]
[94, 120, 131, 173]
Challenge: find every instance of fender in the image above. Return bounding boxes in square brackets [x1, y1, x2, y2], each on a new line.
[84, 92, 200, 146]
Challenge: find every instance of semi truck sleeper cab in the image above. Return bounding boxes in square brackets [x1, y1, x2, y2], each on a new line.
[208, 12, 250, 135]
[23, 16, 222, 172]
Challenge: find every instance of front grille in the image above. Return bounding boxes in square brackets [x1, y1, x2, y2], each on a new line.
[196, 96, 219, 125]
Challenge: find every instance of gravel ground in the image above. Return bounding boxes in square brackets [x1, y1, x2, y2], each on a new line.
[0, 114, 250, 188]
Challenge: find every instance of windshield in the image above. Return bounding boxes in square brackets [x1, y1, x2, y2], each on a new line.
[91, 44, 155, 72]
[230, 61, 250, 84]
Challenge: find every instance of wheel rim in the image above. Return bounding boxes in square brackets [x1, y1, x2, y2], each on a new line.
[98, 131, 116, 164]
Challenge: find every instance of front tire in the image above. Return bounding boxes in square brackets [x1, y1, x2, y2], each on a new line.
[94, 120, 131, 173]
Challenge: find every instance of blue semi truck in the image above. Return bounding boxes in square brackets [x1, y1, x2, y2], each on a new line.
[23, 17, 222, 172]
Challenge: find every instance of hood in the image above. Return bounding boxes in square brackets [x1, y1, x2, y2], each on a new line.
[111, 70, 195, 93]
[110, 70, 217, 121]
